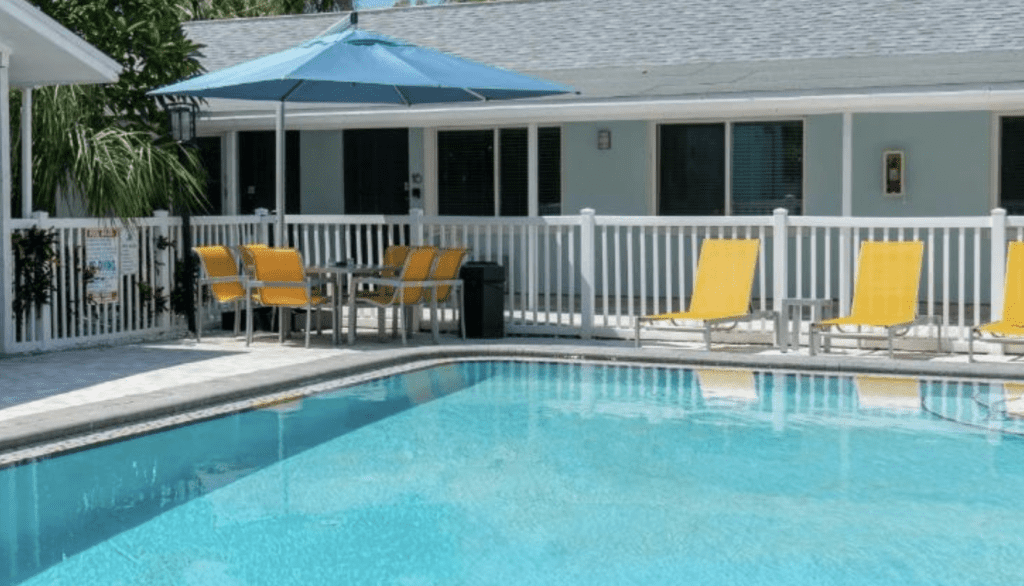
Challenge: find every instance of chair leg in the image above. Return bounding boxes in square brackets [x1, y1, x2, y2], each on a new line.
[635, 317, 642, 349]
[348, 296, 357, 345]
[233, 301, 241, 337]
[703, 324, 712, 350]
[968, 330, 975, 362]
[245, 297, 253, 347]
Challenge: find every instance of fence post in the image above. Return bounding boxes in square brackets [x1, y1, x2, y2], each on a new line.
[32, 211, 50, 349]
[772, 208, 788, 314]
[410, 208, 425, 247]
[255, 208, 270, 245]
[153, 210, 172, 329]
[990, 207, 1007, 328]
[580, 208, 596, 339]
[839, 225, 852, 316]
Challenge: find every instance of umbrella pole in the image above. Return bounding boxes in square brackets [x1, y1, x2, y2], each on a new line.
[275, 100, 286, 246]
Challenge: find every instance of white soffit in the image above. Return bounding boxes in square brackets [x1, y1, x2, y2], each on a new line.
[0, 0, 121, 87]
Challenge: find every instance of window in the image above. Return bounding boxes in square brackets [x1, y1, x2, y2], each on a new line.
[659, 121, 803, 215]
[1000, 117, 1024, 214]
[438, 127, 561, 216]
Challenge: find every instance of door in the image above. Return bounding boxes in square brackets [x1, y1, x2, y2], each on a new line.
[344, 128, 410, 215]
[238, 130, 300, 215]
[344, 129, 410, 263]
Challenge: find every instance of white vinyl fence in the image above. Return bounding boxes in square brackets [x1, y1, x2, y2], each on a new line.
[1, 207, 1019, 355]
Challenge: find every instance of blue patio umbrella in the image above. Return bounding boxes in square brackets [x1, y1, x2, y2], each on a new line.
[149, 15, 574, 235]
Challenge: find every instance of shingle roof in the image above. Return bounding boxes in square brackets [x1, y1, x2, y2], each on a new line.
[182, 0, 1024, 110]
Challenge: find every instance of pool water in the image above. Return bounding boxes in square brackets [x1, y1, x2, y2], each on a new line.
[3, 361, 1024, 585]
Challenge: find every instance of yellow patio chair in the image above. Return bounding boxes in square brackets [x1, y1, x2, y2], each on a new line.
[380, 244, 410, 277]
[809, 240, 941, 358]
[348, 246, 438, 345]
[192, 245, 245, 343]
[245, 247, 329, 348]
[634, 238, 773, 350]
[424, 247, 470, 341]
[969, 242, 1024, 361]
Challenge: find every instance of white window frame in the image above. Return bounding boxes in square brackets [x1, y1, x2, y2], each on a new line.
[654, 116, 807, 216]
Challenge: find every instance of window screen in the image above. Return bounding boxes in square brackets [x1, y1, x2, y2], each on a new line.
[438, 130, 494, 216]
[732, 121, 803, 215]
[1001, 117, 1024, 215]
[659, 124, 726, 215]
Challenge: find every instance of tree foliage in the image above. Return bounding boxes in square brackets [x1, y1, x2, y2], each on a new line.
[12, 0, 207, 218]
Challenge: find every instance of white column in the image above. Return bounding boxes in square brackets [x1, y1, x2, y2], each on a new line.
[839, 112, 854, 314]
[528, 124, 539, 217]
[842, 112, 853, 217]
[1, 52, 13, 352]
[21, 87, 31, 219]
[772, 208, 789, 314]
[423, 128, 438, 216]
[224, 131, 239, 215]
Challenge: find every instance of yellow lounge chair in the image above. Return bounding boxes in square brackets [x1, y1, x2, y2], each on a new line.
[634, 238, 773, 350]
[380, 244, 410, 277]
[810, 240, 940, 358]
[969, 242, 1024, 361]
[245, 247, 329, 348]
[424, 247, 470, 341]
[348, 246, 438, 345]
[192, 245, 246, 342]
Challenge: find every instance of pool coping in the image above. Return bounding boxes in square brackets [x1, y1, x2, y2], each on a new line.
[2, 343, 1024, 456]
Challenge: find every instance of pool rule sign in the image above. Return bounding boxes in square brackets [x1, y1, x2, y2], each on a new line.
[85, 228, 120, 303]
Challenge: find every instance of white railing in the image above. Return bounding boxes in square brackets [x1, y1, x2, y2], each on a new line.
[1, 207, 1018, 355]
[5, 211, 183, 353]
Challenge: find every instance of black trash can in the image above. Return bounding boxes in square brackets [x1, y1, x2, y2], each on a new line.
[460, 262, 505, 338]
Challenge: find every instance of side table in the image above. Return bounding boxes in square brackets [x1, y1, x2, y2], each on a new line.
[779, 298, 834, 353]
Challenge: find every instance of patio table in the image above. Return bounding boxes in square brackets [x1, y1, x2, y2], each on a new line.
[779, 298, 835, 353]
[305, 263, 386, 345]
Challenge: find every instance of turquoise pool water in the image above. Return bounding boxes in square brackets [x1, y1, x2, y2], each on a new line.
[3, 361, 1024, 585]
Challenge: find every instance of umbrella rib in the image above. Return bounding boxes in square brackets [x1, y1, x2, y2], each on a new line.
[465, 88, 488, 101]
[392, 85, 411, 106]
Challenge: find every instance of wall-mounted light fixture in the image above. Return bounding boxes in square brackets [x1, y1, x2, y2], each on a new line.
[883, 150, 905, 197]
[597, 128, 612, 150]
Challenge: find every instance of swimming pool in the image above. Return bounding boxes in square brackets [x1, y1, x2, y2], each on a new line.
[3, 360, 1024, 585]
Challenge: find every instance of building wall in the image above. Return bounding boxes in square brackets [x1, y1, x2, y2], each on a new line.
[803, 114, 844, 216]
[299, 130, 344, 214]
[408, 128, 425, 210]
[562, 121, 652, 216]
[851, 112, 992, 217]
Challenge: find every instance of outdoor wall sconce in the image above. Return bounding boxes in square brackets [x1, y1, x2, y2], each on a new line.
[165, 100, 198, 145]
[597, 128, 612, 150]
[883, 150, 905, 197]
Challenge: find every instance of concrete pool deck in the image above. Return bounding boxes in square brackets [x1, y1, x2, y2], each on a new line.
[2, 330, 1024, 457]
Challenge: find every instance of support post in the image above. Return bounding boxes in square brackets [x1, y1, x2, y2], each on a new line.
[772, 208, 789, 315]
[21, 88, 31, 219]
[0, 52, 13, 353]
[580, 208, 596, 339]
[255, 207, 270, 245]
[275, 101, 286, 244]
[31, 211, 49, 348]
[423, 128, 438, 216]
[839, 112, 854, 315]
[990, 207, 1007, 326]
[224, 131, 239, 216]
